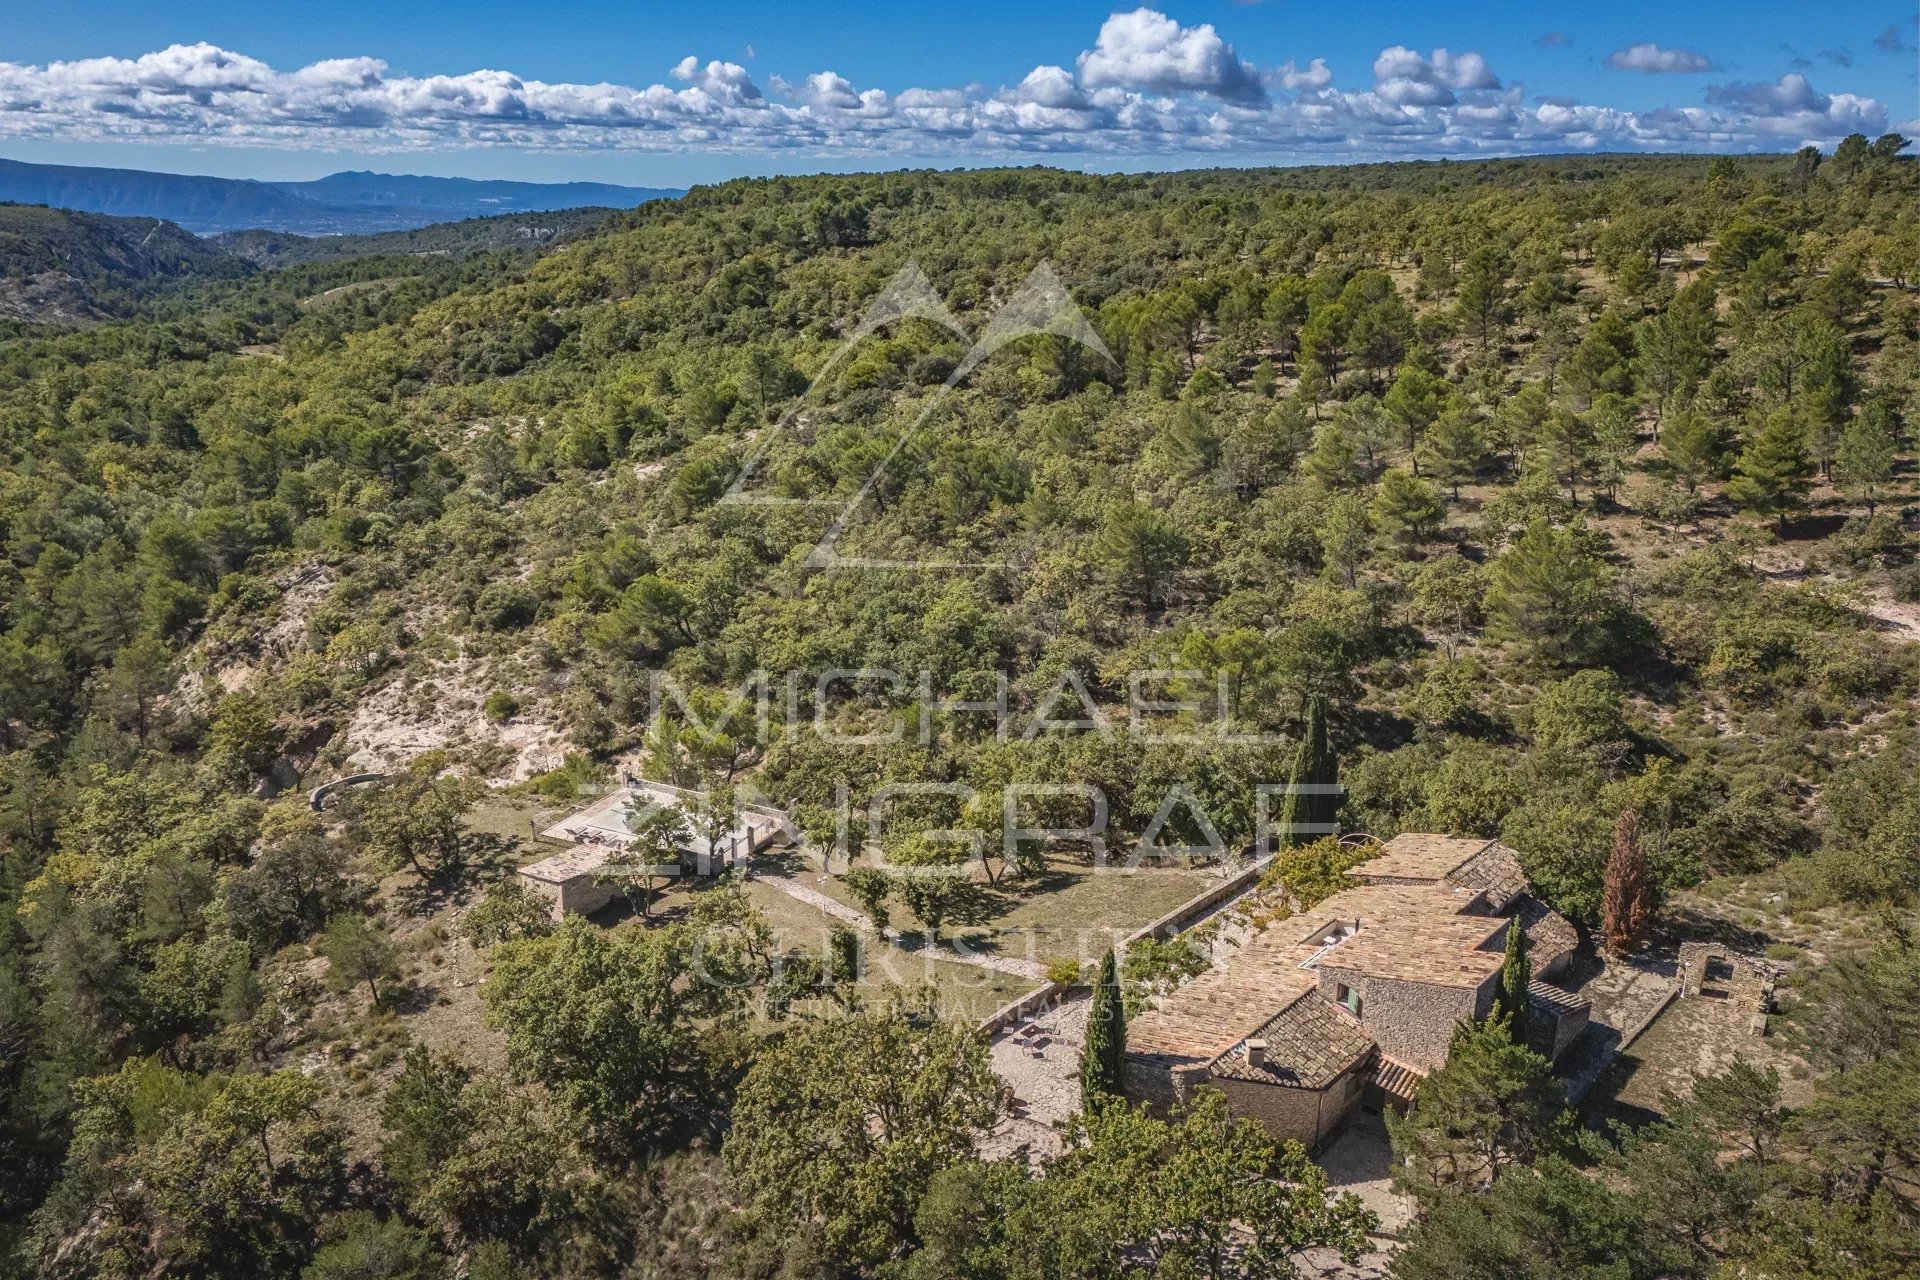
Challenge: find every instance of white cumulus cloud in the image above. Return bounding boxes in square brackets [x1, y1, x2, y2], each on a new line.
[1275, 58, 1333, 92]
[670, 57, 762, 103]
[1075, 8, 1265, 103]
[1706, 72, 1829, 114]
[1371, 47, 1500, 107]
[0, 17, 1892, 164]
[1012, 65, 1091, 111]
[1606, 43, 1718, 74]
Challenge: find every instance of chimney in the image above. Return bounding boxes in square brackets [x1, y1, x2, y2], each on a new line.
[1246, 1039, 1267, 1070]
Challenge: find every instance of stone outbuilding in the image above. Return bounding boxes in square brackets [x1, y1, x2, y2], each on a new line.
[517, 781, 794, 921]
[1677, 941, 1776, 1035]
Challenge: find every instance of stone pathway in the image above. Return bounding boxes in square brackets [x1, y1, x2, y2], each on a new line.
[1315, 1110, 1415, 1236]
[755, 871, 1047, 980]
[764, 874, 867, 925]
[1295, 1246, 1394, 1280]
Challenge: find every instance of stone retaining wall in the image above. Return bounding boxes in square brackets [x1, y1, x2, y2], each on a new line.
[1122, 854, 1275, 948]
[308, 772, 388, 811]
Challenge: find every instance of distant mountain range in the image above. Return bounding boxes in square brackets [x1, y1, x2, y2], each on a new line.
[0, 157, 681, 235]
[0, 201, 628, 326]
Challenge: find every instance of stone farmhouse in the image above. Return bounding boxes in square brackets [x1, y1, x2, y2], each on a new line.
[1122, 834, 1587, 1149]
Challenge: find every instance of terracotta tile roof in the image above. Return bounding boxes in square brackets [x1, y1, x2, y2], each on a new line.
[1132, 876, 1509, 1069]
[1132, 885, 1487, 1062]
[1514, 896, 1581, 972]
[1211, 993, 1375, 1089]
[1314, 920, 1506, 987]
[1356, 833, 1495, 882]
[1304, 881, 1507, 988]
[1126, 960, 1319, 1066]
[1442, 842, 1531, 911]
[1372, 1056, 1426, 1105]
[1126, 837, 1574, 1095]
[1291, 881, 1483, 941]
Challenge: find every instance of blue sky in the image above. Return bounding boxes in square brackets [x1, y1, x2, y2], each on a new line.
[2, 1, 1915, 185]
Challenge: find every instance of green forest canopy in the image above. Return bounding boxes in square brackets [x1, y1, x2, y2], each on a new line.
[2, 142, 1920, 1276]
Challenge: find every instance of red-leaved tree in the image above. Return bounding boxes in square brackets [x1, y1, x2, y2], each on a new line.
[1602, 808, 1653, 956]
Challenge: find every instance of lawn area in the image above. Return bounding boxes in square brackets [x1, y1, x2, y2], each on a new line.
[464, 792, 567, 853]
[741, 850, 1228, 1019]
[448, 804, 1219, 1023]
[735, 877, 1028, 1020]
[757, 850, 1218, 961]
[986, 858, 1220, 947]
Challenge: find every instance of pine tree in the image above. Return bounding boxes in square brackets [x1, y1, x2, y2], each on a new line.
[1277, 697, 1339, 848]
[1455, 245, 1510, 351]
[1341, 392, 1397, 476]
[1833, 406, 1897, 515]
[1318, 494, 1374, 588]
[1373, 468, 1445, 547]
[1491, 384, 1550, 471]
[1601, 808, 1654, 957]
[1587, 394, 1638, 504]
[1095, 503, 1189, 607]
[1634, 284, 1716, 430]
[1385, 361, 1448, 467]
[1495, 917, 1532, 1047]
[1485, 518, 1615, 667]
[1387, 1016, 1567, 1196]
[321, 912, 398, 1007]
[1660, 406, 1722, 493]
[1725, 408, 1814, 532]
[379, 1045, 474, 1199]
[1566, 309, 1637, 401]
[1080, 950, 1127, 1106]
[1533, 407, 1591, 502]
[1422, 408, 1486, 499]
[1303, 418, 1358, 489]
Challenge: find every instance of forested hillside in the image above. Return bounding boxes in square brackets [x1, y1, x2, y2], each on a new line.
[0, 202, 627, 328]
[0, 204, 246, 324]
[2, 142, 1920, 1277]
[211, 206, 624, 269]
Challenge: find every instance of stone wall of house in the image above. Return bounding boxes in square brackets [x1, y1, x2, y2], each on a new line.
[1213, 1071, 1364, 1149]
[1122, 1059, 1181, 1111]
[1533, 1001, 1589, 1062]
[1121, 1059, 1362, 1150]
[522, 876, 566, 921]
[558, 875, 617, 919]
[521, 874, 617, 922]
[1122, 1059, 1212, 1114]
[1320, 968, 1495, 1073]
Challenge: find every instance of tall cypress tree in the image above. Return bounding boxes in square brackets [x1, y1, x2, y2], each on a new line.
[1277, 697, 1338, 849]
[1495, 916, 1532, 1047]
[1079, 949, 1127, 1106]
[1602, 808, 1654, 957]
